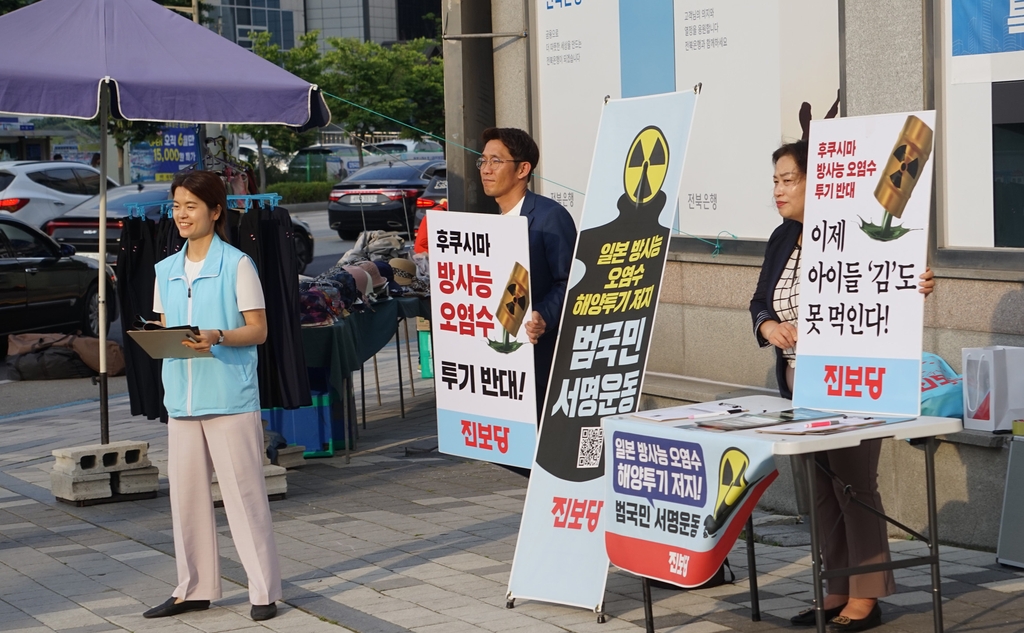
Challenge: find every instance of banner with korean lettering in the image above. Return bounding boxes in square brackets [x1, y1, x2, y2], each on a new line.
[602, 416, 777, 587]
[508, 91, 697, 611]
[429, 211, 538, 468]
[129, 126, 201, 183]
[793, 111, 935, 416]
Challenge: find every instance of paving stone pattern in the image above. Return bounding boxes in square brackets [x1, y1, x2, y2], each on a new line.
[1, 334, 1024, 632]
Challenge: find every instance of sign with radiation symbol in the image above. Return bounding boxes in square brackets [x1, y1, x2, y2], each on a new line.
[623, 126, 670, 205]
[703, 447, 750, 538]
[496, 262, 530, 337]
[873, 114, 933, 220]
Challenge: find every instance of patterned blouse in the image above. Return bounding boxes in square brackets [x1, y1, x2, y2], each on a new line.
[772, 244, 801, 368]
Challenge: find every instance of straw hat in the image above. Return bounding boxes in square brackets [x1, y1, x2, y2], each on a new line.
[389, 257, 417, 286]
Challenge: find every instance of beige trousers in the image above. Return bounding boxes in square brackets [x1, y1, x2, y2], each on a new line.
[168, 411, 281, 605]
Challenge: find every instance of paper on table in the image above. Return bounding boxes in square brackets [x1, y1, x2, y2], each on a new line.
[632, 402, 748, 423]
[696, 408, 837, 431]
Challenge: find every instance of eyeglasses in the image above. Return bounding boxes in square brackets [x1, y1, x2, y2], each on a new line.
[476, 156, 519, 170]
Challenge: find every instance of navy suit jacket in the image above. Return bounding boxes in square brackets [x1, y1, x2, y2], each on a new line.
[749, 218, 802, 399]
[519, 190, 577, 414]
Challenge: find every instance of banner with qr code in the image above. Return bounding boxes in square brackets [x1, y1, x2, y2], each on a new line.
[429, 210, 538, 468]
[793, 111, 934, 416]
[601, 416, 777, 587]
[508, 91, 698, 610]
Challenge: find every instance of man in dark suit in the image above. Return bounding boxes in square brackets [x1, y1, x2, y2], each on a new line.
[479, 127, 577, 422]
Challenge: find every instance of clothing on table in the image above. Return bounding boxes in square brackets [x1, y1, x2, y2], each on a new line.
[235, 205, 311, 410]
[771, 244, 801, 367]
[116, 216, 166, 420]
[750, 217, 894, 600]
[517, 190, 577, 421]
[168, 411, 282, 605]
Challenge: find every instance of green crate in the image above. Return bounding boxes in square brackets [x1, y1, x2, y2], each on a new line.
[418, 330, 434, 379]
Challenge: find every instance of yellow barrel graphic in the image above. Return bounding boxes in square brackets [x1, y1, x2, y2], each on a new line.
[873, 115, 933, 219]
[703, 447, 750, 537]
[496, 262, 530, 337]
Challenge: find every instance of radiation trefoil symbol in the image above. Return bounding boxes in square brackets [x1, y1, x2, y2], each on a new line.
[488, 262, 529, 354]
[859, 115, 933, 242]
[624, 126, 669, 205]
[703, 447, 751, 538]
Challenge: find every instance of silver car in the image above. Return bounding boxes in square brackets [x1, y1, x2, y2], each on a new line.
[0, 161, 120, 229]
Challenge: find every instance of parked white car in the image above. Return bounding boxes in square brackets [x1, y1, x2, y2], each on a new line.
[0, 161, 120, 229]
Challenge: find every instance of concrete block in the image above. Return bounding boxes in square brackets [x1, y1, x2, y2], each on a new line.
[114, 466, 160, 495]
[276, 445, 307, 469]
[52, 441, 151, 476]
[211, 465, 287, 503]
[50, 471, 111, 501]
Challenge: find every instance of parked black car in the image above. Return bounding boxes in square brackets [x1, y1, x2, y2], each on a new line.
[328, 159, 445, 240]
[42, 182, 316, 274]
[414, 167, 447, 238]
[0, 215, 117, 341]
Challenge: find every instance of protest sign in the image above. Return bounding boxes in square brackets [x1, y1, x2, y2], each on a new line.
[430, 211, 538, 469]
[602, 416, 777, 587]
[794, 111, 935, 416]
[507, 90, 697, 611]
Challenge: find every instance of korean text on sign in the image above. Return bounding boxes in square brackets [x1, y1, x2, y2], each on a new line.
[612, 432, 707, 507]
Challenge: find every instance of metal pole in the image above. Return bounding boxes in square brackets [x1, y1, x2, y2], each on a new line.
[395, 328, 405, 418]
[805, 454, 826, 633]
[98, 81, 110, 445]
[925, 438, 945, 633]
[745, 515, 761, 621]
[641, 577, 654, 633]
[404, 319, 416, 397]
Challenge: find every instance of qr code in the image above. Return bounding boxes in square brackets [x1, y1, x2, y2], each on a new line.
[577, 427, 604, 469]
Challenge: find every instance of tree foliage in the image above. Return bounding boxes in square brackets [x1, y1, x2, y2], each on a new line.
[320, 37, 444, 150]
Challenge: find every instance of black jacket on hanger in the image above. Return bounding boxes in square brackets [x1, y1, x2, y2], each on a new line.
[235, 205, 312, 410]
[117, 216, 167, 421]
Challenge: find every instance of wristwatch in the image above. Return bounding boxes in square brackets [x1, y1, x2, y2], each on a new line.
[216, 329, 225, 346]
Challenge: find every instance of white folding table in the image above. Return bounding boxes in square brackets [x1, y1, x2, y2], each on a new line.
[615, 395, 962, 633]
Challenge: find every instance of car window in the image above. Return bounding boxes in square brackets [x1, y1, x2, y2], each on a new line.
[346, 164, 424, 181]
[28, 168, 83, 195]
[369, 143, 406, 155]
[332, 147, 359, 157]
[73, 168, 101, 195]
[417, 141, 443, 152]
[0, 171, 14, 191]
[0, 222, 55, 258]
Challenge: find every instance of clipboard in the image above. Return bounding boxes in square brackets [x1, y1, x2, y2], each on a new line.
[127, 326, 211, 359]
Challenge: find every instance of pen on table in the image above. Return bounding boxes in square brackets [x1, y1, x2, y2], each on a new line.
[804, 420, 841, 429]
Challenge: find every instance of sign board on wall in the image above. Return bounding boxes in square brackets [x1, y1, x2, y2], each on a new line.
[532, 0, 840, 241]
[429, 210, 538, 469]
[793, 111, 935, 416]
[130, 126, 200, 183]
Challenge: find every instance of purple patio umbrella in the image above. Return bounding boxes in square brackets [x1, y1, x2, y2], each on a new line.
[0, 0, 331, 442]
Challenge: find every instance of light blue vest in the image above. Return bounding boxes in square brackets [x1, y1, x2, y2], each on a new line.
[155, 235, 260, 418]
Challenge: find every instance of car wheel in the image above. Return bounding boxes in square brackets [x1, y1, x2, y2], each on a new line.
[80, 284, 106, 338]
[293, 233, 312, 274]
[337, 229, 359, 241]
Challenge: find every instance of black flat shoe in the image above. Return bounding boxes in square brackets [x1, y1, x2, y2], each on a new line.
[827, 603, 882, 632]
[790, 603, 846, 626]
[251, 602, 277, 621]
[143, 596, 211, 618]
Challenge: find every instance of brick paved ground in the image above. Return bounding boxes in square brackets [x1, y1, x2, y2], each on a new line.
[2, 334, 1023, 632]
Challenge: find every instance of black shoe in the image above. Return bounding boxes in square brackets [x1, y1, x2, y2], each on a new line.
[790, 603, 846, 626]
[251, 602, 278, 621]
[827, 603, 882, 632]
[143, 596, 211, 618]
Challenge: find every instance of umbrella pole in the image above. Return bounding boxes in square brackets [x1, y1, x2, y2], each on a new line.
[98, 81, 110, 445]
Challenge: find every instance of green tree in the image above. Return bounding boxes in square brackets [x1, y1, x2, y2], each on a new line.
[0, 0, 27, 15]
[320, 37, 444, 167]
[230, 30, 323, 190]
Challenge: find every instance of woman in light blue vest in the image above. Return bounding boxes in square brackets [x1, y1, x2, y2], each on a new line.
[142, 170, 280, 622]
